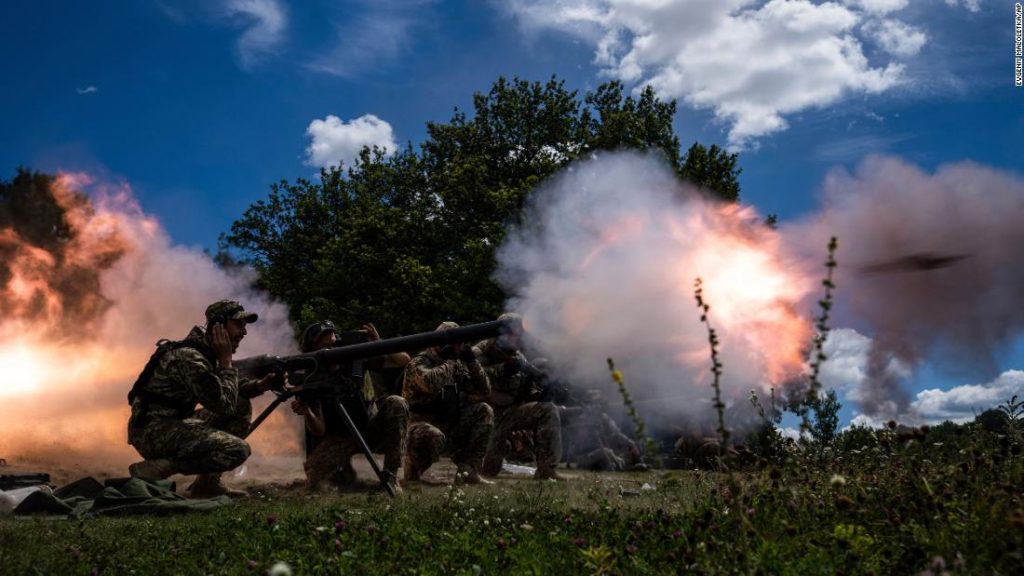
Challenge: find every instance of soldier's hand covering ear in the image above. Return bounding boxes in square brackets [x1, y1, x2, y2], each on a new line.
[210, 323, 234, 365]
[439, 345, 459, 360]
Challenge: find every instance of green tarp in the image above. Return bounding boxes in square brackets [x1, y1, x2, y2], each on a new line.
[13, 477, 231, 518]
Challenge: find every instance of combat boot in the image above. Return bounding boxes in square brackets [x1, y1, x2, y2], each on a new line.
[381, 470, 403, 496]
[128, 459, 176, 480]
[455, 465, 494, 485]
[186, 474, 248, 499]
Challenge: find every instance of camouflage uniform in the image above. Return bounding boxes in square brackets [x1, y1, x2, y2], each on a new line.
[564, 409, 640, 471]
[302, 374, 410, 489]
[128, 326, 260, 475]
[402, 346, 493, 478]
[475, 338, 562, 478]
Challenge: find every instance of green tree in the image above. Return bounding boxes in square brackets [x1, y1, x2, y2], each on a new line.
[224, 77, 744, 334]
[679, 142, 742, 202]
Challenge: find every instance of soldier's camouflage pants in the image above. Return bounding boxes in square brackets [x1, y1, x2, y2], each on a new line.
[482, 401, 561, 476]
[304, 395, 409, 488]
[128, 398, 252, 475]
[407, 402, 493, 475]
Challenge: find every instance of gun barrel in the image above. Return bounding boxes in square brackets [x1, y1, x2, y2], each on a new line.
[235, 319, 513, 377]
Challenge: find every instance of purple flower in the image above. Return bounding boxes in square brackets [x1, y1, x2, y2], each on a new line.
[626, 544, 639, 554]
[671, 530, 682, 540]
[573, 538, 586, 547]
[266, 514, 278, 526]
[334, 520, 348, 533]
[334, 539, 343, 552]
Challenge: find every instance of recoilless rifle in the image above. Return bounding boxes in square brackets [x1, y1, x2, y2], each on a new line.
[234, 319, 515, 496]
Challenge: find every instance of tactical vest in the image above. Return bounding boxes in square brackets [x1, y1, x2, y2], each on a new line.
[127, 339, 218, 429]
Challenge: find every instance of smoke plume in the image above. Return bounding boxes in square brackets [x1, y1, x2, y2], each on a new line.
[786, 156, 1024, 419]
[497, 152, 817, 438]
[0, 172, 301, 480]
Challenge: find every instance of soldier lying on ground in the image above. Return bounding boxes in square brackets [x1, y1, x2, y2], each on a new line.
[126, 300, 279, 498]
[289, 321, 411, 494]
[475, 313, 565, 481]
[561, 390, 644, 472]
[402, 321, 494, 485]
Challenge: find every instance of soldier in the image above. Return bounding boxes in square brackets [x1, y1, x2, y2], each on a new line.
[402, 321, 494, 484]
[126, 300, 277, 498]
[476, 313, 565, 481]
[563, 389, 643, 472]
[290, 321, 408, 494]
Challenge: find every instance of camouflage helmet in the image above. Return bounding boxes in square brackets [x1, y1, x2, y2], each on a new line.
[301, 320, 337, 353]
[435, 321, 460, 331]
[205, 300, 258, 325]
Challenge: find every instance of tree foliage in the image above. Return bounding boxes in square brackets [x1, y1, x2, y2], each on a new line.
[223, 77, 743, 334]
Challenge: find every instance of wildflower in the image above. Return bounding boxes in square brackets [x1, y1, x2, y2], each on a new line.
[268, 561, 292, 576]
[245, 559, 259, 570]
[611, 369, 624, 384]
[496, 538, 507, 550]
[266, 514, 278, 526]
[366, 524, 379, 535]
[573, 537, 586, 547]
[520, 523, 534, 531]
[626, 543, 639, 554]
[334, 539, 343, 552]
[334, 519, 348, 533]
[830, 474, 847, 487]
[671, 530, 682, 540]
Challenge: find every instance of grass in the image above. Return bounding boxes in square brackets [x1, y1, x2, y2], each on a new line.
[2, 420, 1022, 575]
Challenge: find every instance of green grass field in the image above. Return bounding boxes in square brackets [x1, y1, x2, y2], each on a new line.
[2, 418, 1022, 576]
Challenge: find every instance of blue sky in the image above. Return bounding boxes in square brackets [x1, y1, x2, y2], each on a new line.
[2, 0, 1021, 426]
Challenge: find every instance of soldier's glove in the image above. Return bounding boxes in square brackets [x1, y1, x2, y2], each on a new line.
[458, 346, 477, 364]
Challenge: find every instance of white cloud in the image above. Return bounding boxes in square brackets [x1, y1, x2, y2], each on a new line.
[307, 0, 438, 78]
[76, 86, 98, 95]
[223, 0, 287, 68]
[501, 0, 958, 148]
[304, 114, 398, 169]
[943, 0, 981, 12]
[849, 371, 1024, 427]
[909, 370, 1024, 424]
[865, 18, 926, 57]
[842, 0, 909, 15]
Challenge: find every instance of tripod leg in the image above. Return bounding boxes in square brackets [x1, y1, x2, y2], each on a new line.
[333, 399, 396, 497]
[244, 393, 291, 439]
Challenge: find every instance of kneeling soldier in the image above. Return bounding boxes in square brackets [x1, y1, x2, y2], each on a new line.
[402, 322, 494, 484]
[291, 321, 408, 494]
[127, 300, 276, 498]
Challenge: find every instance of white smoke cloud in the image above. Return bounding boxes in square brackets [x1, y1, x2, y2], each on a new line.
[497, 151, 816, 437]
[223, 0, 288, 69]
[500, 0, 977, 148]
[304, 114, 398, 170]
